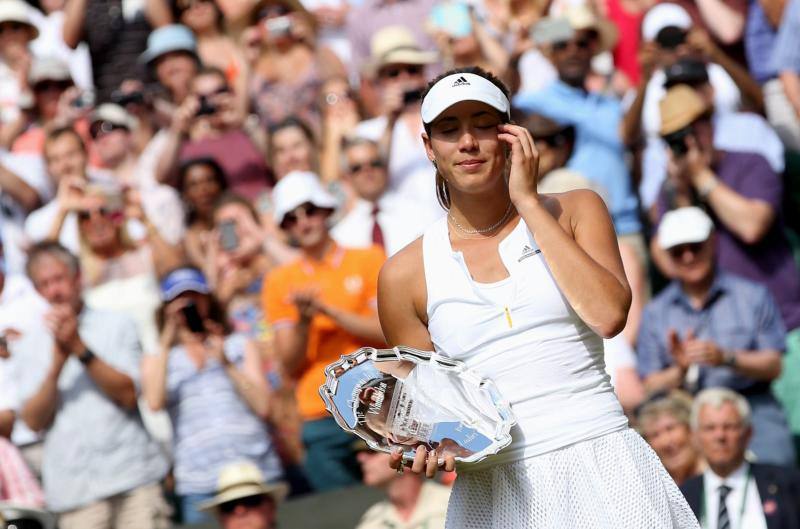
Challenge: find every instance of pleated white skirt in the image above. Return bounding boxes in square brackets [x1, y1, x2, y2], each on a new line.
[445, 428, 701, 529]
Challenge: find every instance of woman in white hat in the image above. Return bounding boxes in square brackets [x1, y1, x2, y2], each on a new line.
[379, 66, 699, 528]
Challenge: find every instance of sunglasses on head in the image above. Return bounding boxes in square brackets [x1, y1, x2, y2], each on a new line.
[218, 494, 267, 514]
[380, 64, 423, 79]
[667, 242, 704, 259]
[349, 159, 383, 173]
[281, 203, 322, 228]
[90, 121, 128, 139]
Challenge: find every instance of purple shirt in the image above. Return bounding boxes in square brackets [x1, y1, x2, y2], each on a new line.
[657, 151, 800, 330]
[180, 129, 272, 201]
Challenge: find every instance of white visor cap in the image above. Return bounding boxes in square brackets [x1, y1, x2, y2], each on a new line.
[421, 73, 510, 125]
[657, 206, 714, 250]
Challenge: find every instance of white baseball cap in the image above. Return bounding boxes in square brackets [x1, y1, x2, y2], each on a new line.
[657, 207, 714, 250]
[421, 72, 510, 125]
[642, 3, 692, 42]
[272, 171, 338, 225]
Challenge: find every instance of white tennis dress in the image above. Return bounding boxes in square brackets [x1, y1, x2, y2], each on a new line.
[422, 217, 699, 528]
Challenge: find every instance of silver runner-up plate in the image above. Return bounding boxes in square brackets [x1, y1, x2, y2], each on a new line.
[319, 346, 516, 465]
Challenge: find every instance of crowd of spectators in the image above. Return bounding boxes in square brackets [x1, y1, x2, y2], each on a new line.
[0, 0, 799, 527]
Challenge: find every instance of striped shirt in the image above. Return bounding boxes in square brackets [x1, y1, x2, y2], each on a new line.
[166, 334, 282, 495]
[770, 0, 800, 73]
[0, 437, 44, 507]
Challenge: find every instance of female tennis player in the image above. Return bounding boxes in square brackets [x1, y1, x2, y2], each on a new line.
[377, 67, 699, 528]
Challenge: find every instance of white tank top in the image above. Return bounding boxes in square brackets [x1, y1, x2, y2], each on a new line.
[422, 217, 628, 469]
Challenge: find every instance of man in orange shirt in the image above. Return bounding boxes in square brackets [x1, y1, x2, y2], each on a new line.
[262, 171, 386, 492]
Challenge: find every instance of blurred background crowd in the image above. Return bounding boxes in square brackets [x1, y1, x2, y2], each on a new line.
[0, 0, 799, 526]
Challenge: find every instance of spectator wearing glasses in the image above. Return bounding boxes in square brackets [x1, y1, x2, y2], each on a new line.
[2, 56, 85, 154]
[156, 66, 272, 202]
[245, 0, 346, 132]
[262, 171, 385, 492]
[621, 2, 763, 211]
[21, 242, 170, 529]
[637, 207, 795, 466]
[141, 267, 283, 524]
[681, 388, 800, 529]
[332, 137, 433, 256]
[89, 103, 185, 246]
[355, 26, 442, 222]
[198, 461, 288, 529]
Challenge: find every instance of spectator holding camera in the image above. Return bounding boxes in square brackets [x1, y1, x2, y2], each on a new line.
[246, 0, 346, 132]
[354, 26, 442, 220]
[141, 267, 283, 524]
[262, 171, 385, 492]
[156, 66, 271, 201]
[638, 207, 795, 465]
[173, 0, 249, 116]
[21, 242, 170, 529]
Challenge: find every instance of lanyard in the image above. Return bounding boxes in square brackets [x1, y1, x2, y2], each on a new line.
[699, 466, 751, 529]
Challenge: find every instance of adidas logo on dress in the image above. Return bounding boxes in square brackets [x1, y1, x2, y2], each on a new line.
[452, 76, 470, 87]
[518, 244, 540, 262]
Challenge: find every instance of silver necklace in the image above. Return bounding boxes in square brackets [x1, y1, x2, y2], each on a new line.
[448, 202, 514, 235]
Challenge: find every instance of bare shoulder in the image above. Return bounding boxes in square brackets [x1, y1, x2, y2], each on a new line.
[379, 237, 424, 291]
[540, 189, 611, 230]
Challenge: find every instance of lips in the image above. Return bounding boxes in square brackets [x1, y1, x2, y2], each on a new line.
[456, 159, 485, 169]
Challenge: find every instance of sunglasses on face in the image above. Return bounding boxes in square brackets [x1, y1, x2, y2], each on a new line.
[34, 80, 73, 93]
[218, 494, 267, 514]
[281, 203, 322, 228]
[256, 4, 291, 20]
[195, 86, 230, 99]
[667, 242, 704, 259]
[77, 207, 121, 222]
[0, 22, 27, 34]
[349, 159, 383, 173]
[379, 64, 423, 79]
[552, 36, 593, 52]
[90, 121, 128, 139]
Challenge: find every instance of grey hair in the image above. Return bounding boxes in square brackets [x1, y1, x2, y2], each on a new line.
[690, 388, 752, 431]
[26, 241, 80, 280]
[636, 391, 693, 431]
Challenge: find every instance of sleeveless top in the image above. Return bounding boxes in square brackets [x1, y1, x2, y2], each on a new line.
[422, 217, 628, 468]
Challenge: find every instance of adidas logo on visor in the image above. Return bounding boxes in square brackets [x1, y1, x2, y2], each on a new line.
[451, 76, 470, 87]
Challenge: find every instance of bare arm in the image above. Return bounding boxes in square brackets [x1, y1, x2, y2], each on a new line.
[0, 163, 41, 213]
[273, 321, 311, 378]
[321, 304, 385, 344]
[643, 365, 687, 394]
[0, 409, 14, 438]
[780, 71, 800, 117]
[0, 113, 30, 150]
[695, 0, 746, 44]
[140, 349, 169, 411]
[144, 0, 173, 27]
[694, 169, 775, 244]
[21, 349, 67, 432]
[82, 346, 138, 410]
[620, 43, 658, 146]
[62, 0, 88, 49]
[221, 339, 271, 420]
[728, 350, 782, 380]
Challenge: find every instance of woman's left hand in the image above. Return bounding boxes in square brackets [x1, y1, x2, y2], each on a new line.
[497, 123, 540, 208]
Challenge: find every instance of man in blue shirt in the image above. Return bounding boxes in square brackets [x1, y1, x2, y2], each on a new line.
[513, 10, 641, 238]
[637, 207, 794, 466]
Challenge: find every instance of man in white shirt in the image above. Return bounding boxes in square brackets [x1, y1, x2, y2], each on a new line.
[354, 26, 442, 222]
[680, 388, 800, 529]
[332, 138, 437, 256]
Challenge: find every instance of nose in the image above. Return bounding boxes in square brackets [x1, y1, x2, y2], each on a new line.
[457, 128, 479, 152]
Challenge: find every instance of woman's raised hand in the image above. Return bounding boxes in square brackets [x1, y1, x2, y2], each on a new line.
[497, 123, 540, 208]
[389, 445, 456, 479]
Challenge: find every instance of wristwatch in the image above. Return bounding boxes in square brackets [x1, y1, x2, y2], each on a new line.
[722, 349, 737, 368]
[77, 347, 96, 366]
